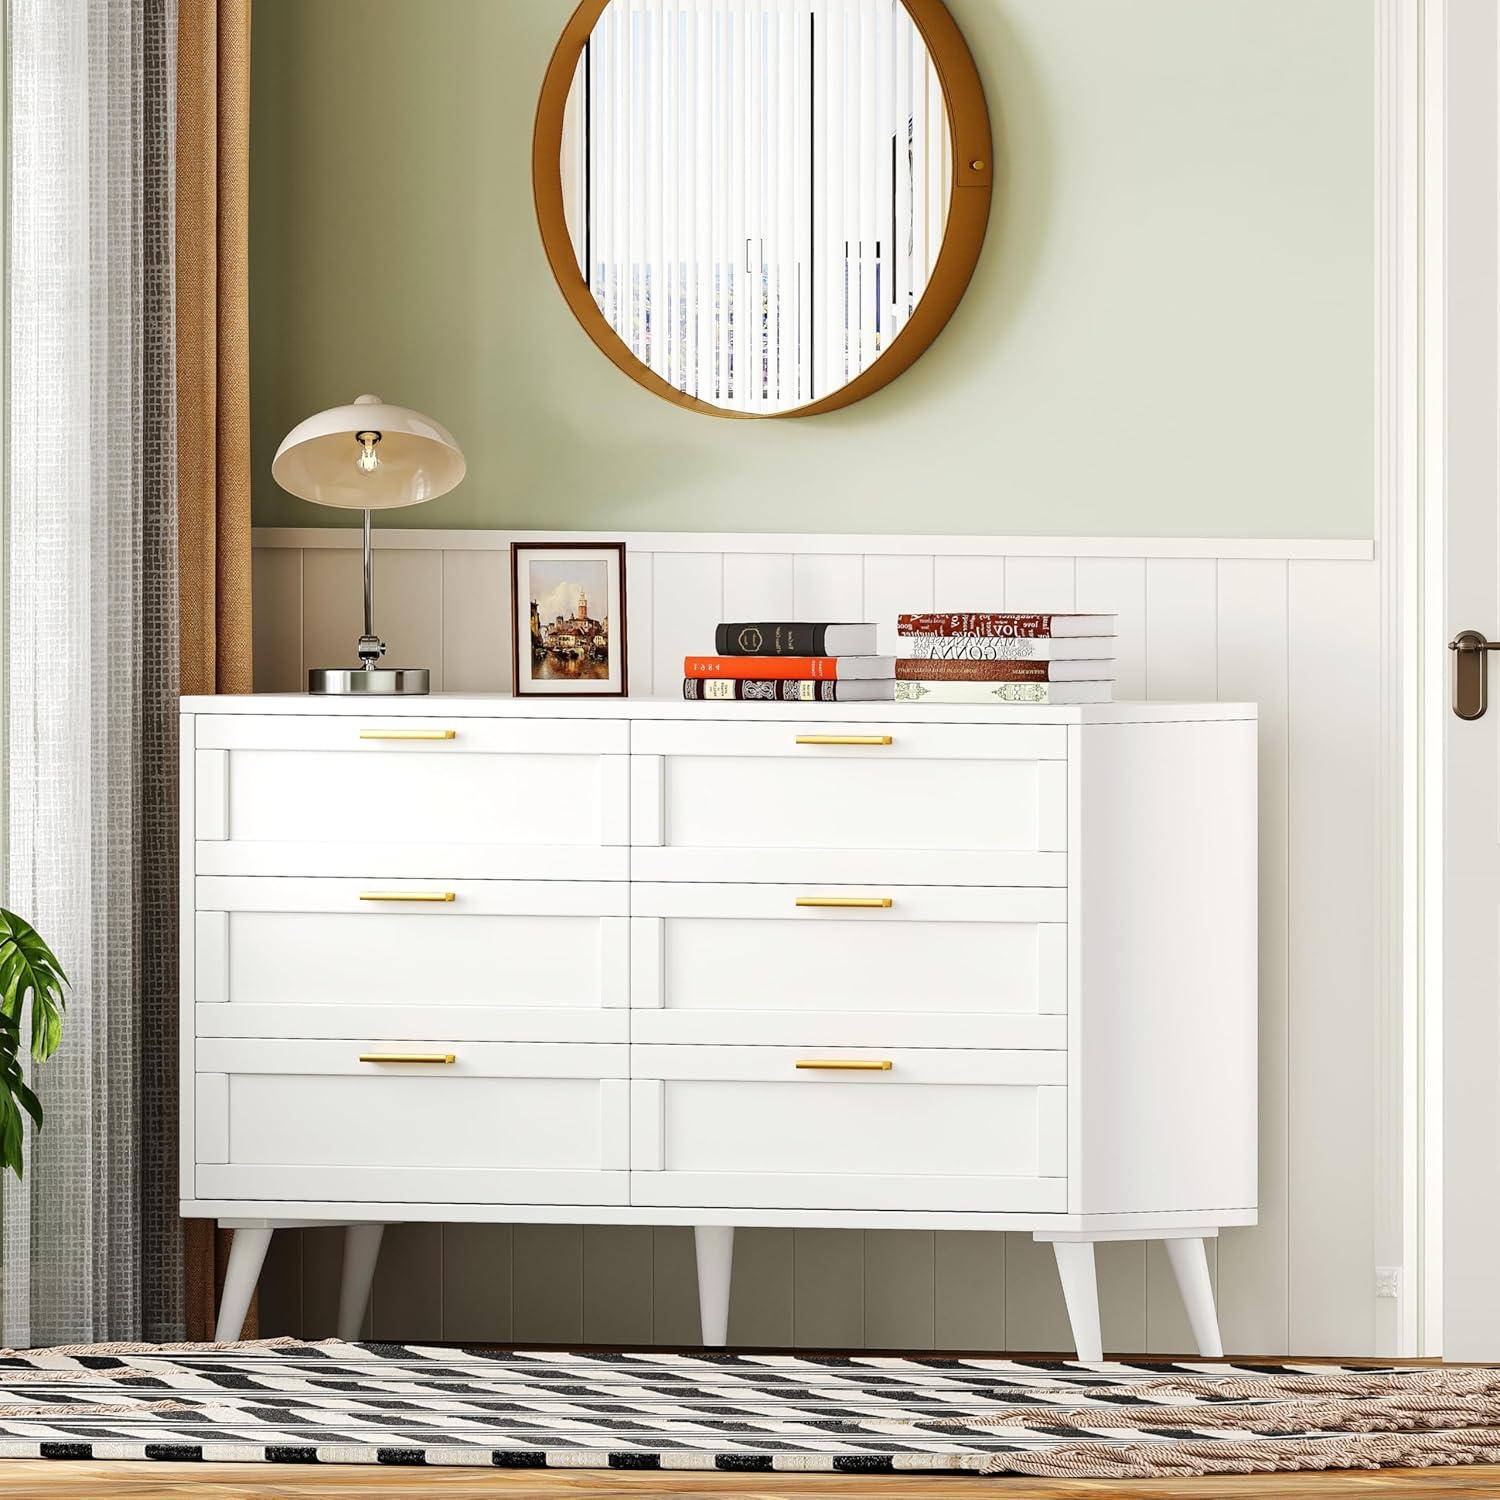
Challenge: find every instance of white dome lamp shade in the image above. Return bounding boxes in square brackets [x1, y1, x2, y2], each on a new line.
[273, 395, 466, 694]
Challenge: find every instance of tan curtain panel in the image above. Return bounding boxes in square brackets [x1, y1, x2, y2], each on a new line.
[177, 0, 254, 1341]
[178, 0, 253, 699]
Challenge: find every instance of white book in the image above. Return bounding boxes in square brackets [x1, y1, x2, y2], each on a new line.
[1040, 661, 1115, 682]
[894, 680, 1115, 705]
[903, 635, 1119, 662]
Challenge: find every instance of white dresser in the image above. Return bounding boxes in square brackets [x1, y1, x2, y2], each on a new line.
[179, 694, 1257, 1360]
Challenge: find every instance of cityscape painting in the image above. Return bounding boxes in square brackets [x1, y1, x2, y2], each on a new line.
[510, 542, 628, 696]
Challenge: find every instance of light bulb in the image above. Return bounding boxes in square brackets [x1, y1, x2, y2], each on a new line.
[355, 430, 382, 473]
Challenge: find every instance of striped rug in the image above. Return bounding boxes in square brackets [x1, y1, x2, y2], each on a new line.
[0, 1340, 1492, 1478]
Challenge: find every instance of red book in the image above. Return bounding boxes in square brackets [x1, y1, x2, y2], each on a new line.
[683, 655, 895, 680]
[897, 612, 1117, 639]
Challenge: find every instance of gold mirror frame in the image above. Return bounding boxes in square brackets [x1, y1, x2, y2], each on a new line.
[532, 0, 993, 420]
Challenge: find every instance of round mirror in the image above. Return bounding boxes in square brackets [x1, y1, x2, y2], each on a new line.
[534, 0, 992, 418]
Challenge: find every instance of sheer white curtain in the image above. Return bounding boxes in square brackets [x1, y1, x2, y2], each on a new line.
[4, 0, 181, 1343]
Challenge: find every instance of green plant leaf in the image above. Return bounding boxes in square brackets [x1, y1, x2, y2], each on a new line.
[0, 909, 67, 1063]
[0, 910, 67, 1178]
[0, 1093, 22, 1180]
[11, 1077, 40, 1130]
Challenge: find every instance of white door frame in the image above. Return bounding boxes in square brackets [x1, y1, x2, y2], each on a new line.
[1379, 0, 1442, 1358]
[1415, 0, 1446, 1360]
[1376, 0, 1423, 1359]
[1359, 0, 1420, 1357]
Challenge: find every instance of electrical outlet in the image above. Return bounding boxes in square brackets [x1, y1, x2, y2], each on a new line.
[1375, 1266, 1401, 1300]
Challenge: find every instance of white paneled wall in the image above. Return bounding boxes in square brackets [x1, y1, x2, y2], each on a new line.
[251, 528, 1381, 1356]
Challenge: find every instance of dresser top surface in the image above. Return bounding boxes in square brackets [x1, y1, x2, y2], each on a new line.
[180, 694, 1256, 725]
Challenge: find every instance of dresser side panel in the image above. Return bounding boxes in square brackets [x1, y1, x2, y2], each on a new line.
[1075, 719, 1258, 1216]
[179, 713, 198, 1205]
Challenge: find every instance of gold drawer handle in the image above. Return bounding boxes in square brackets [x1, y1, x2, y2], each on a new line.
[796, 1059, 893, 1071]
[358, 891, 456, 903]
[359, 1053, 456, 1065]
[795, 735, 892, 746]
[359, 729, 456, 741]
[795, 897, 893, 909]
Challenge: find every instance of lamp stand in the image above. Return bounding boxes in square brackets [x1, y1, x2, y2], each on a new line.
[307, 509, 431, 695]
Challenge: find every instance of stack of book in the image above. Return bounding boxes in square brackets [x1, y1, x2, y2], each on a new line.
[893, 612, 1118, 704]
[682, 621, 895, 701]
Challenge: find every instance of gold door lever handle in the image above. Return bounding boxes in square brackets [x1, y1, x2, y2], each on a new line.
[358, 892, 456, 903]
[795, 897, 893, 909]
[359, 1053, 456, 1064]
[795, 1059, 893, 1071]
[795, 735, 892, 746]
[359, 729, 457, 740]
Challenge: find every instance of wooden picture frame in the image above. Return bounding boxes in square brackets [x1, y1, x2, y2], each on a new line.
[532, 0, 993, 421]
[510, 541, 629, 697]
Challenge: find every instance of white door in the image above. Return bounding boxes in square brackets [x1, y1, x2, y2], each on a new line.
[1443, 0, 1500, 1360]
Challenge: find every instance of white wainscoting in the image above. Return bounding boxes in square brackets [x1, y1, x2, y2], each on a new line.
[251, 527, 1382, 1356]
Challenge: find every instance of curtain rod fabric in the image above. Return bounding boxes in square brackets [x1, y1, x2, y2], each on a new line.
[176, 0, 254, 1342]
[5, 0, 183, 1345]
[178, 0, 253, 701]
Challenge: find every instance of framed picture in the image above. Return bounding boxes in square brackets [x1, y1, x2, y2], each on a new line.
[510, 541, 629, 697]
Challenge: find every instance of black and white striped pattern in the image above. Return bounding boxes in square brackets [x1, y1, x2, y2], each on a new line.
[0, 1341, 1427, 1473]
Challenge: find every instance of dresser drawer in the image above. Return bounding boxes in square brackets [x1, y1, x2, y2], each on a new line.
[630, 883, 1066, 1049]
[630, 720, 1066, 885]
[193, 1039, 628, 1205]
[191, 715, 628, 879]
[194, 878, 628, 1043]
[629, 1046, 1066, 1213]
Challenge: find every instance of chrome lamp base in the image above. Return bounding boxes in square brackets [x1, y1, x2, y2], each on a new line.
[308, 666, 430, 695]
[305, 509, 430, 695]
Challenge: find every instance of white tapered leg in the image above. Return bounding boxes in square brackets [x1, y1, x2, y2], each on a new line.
[215, 1227, 273, 1343]
[694, 1226, 735, 1346]
[1165, 1236, 1224, 1357]
[337, 1223, 386, 1342]
[1050, 1240, 1103, 1362]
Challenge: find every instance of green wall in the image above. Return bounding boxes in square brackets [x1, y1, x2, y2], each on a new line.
[250, 0, 1375, 538]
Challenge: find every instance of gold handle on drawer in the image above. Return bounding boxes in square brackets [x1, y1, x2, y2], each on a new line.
[795, 734, 892, 746]
[358, 729, 456, 741]
[795, 896, 893, 909]
[795, 1059, 893, 1071]
[358, 891, 457, 903]
[359, 1053, 456, 1065]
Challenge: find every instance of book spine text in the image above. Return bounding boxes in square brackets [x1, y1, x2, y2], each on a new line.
[714, 623, 829, 655]
[683, 678, 847, 701]
[898, 612, 1059, 638]
[895, 680, 1056, 703]
[906, 635, 1066, 661]
[894, 659, 1051, 682]
[685, 655, 838, 679]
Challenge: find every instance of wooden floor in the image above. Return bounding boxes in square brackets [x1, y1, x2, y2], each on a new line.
[3, 1464, 1498, 1499]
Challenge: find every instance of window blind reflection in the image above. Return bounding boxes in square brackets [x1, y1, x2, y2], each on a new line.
[563, 0, 952, 413]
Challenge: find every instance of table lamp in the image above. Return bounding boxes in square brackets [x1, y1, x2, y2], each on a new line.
[272, 394, 466, 694]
